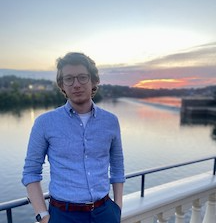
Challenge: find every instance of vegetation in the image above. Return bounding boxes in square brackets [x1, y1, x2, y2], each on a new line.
[99, 84, 216, 99]
[0, 76, 65, 111]
[0, 75, 216, 111]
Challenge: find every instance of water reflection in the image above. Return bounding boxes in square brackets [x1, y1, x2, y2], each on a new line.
[138, 96, 181, 108]
[0, 104, 62, 118]
[181, 116, 216, 142]
[0, 107, 23, 117]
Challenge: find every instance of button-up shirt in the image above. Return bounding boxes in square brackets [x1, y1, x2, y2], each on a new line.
[22, 101, 125, 203]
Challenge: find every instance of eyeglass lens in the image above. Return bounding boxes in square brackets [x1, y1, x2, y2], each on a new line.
[63, 74, 90, 86]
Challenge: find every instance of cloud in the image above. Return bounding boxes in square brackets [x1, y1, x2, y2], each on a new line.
[133, 76, 216, 89]
[144, 42, 216, 68]
[99, 42, 216, 89]
[1, 42, 215, 89]
[133, 79, 186, 89]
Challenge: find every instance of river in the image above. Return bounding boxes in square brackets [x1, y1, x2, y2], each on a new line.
[0, 97, 215, 223]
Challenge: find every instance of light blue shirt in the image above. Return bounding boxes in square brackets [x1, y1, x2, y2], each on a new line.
[22, 101, 125, 203]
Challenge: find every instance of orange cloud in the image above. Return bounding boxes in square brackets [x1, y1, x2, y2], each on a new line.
[133, 78, 187, 89]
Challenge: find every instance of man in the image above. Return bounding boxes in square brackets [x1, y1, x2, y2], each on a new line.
[22, 52, 125, 223]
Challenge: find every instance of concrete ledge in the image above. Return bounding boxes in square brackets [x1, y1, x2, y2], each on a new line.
[121, 171, 216, 222]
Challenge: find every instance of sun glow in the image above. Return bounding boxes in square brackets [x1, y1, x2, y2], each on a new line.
[75, 28, 206, 66]
[133, 78, 185, 89]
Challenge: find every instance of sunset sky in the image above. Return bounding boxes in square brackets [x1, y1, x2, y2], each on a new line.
[0, 0, 216, 89]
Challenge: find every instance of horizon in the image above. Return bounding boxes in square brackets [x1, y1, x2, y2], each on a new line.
[0, 67, 215, 91]
[1, 1, 216, 89]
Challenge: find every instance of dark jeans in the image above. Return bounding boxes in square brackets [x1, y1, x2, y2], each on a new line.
[48, 198, 121, 223]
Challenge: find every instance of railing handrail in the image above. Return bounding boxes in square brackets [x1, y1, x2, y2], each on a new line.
[0, 192, 50, 211]
[125, 155, 216, 197]
[1, 155, 216, 223]
[125, 155, 216, 179]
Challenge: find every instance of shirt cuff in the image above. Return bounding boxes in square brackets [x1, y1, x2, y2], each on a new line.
[22, 175, 42, 186]
[110, 176, 126, 184]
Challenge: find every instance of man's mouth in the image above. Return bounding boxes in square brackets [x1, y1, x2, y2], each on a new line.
[73, 91, 83, 96]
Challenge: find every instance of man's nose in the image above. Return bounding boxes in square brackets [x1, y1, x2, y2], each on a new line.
[73, 77, 81, 86]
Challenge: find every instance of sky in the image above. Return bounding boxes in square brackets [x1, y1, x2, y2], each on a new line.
[0, 0, 216, 89]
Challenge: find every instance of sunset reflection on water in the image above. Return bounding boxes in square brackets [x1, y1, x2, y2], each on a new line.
[138, 97, 181, 108]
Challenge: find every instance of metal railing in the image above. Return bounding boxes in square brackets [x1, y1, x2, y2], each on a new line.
[1, 155, 216, 223]
[0, 193, 50, 223]
[126, 155, 216, 197]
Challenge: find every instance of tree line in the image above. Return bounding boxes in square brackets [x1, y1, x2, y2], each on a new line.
[0, 75, 215, 111]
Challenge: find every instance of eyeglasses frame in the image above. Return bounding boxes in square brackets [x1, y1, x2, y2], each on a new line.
[62, 73, 90, 86]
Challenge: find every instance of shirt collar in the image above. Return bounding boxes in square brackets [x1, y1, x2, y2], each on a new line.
[64, 100, 97, 117]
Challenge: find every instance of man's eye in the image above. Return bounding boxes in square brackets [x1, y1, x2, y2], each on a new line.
[80, 75, 87, 80]
[65, 77, 73, 81]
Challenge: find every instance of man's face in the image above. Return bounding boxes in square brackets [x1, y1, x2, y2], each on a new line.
[61, 64, 93, 106]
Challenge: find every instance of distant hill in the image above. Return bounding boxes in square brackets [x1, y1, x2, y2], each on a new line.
[0, 69, 56, 81]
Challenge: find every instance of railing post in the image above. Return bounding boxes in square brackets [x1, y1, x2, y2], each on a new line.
[6, 209, 13, 223]
[141, 174, 145, 197]
[157, 213, 169, 223]
[175, 206, 185, 223]
[189, 199, 202, 223]
[213, 158, 216, 175]
[202, 193, 216, 223]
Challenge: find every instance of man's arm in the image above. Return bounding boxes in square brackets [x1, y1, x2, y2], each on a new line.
[27, 182, 50, 223]
[112, 182, 124, 209]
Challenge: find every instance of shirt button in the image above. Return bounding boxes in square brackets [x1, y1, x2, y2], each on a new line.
[80, 123, 83, 126]
[85, 155, 88, 158]
[88, 172, 90, 175]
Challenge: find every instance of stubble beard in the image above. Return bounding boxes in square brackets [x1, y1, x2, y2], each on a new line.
[70, 95, 91, 107]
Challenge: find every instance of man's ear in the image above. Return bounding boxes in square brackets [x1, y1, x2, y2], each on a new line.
[91, 86, 98, 98]
[61, 89, 68, 98]
[92, 86, 97, 91]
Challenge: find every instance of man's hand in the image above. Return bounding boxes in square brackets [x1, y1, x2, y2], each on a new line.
[39, 214, 50, 223]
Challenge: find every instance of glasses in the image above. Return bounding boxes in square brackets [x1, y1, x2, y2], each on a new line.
[62, 73, 90, 86]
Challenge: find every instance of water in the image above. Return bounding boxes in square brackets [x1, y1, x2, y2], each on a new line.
[0, 97, 215, 223]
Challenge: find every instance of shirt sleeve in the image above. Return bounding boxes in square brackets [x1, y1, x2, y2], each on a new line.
[22, 116, 48, 186]
[109, 116, 125, 184]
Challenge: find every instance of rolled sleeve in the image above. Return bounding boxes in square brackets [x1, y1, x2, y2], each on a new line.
[109, 117, 125, 184]
[22, 116, 48, 186]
